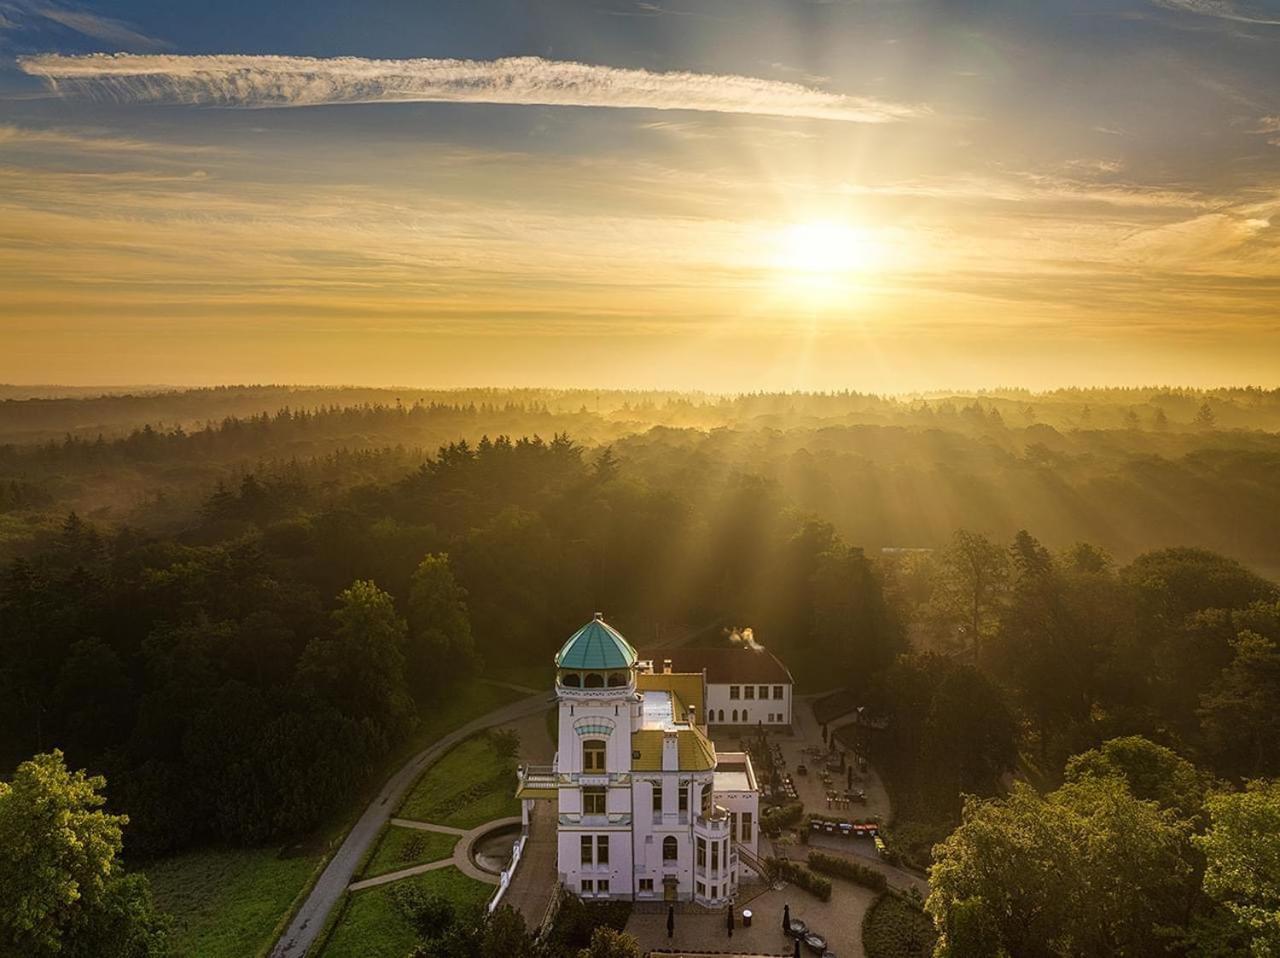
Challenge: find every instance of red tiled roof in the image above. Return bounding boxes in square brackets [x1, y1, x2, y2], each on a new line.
[637, 647, 792, 685]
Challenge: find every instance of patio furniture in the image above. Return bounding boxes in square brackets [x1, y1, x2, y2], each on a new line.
[787, 918, 808, 939]
[742, 909, 752, 927]
[804, 932, 828, 953]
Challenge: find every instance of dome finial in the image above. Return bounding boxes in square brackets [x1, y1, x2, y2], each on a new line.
[594, 611, 604, 621]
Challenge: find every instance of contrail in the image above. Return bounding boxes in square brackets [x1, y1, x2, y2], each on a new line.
[18, 53, 924, 124]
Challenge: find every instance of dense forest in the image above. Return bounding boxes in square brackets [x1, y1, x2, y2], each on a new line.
[2, 386, 1280, 956]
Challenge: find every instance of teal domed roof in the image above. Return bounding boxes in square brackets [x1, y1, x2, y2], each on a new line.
[556, 613, 638, 670]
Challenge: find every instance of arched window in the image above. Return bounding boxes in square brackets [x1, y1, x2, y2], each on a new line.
[562, 673, 581, 688]
[607, 671, 627, 687]
[584, 673, 604, 688]
[742, 710, 748, 723]
[718, 710, 725, 722]
[732, 709, 738, 722]
[663, 836, 678, 861]
[583, 739, 606, 773]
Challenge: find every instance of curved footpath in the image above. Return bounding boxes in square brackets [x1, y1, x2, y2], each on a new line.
[270, 689, 552, 958]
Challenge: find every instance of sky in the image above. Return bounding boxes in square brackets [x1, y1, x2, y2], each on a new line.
[1, 0, 1279, 392]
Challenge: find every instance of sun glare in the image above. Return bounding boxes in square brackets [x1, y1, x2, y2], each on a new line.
[774, 221, 880, 276]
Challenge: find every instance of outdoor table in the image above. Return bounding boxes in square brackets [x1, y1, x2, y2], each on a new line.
[742, 909, 752, 927]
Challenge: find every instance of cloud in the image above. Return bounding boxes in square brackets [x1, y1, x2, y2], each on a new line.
[17, 53, 924, 124]
[0, 1, 167, 49]
[0, 123, 228, 155]
[1150, 0, 1280, 25]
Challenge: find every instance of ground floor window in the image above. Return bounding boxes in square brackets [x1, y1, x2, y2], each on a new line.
[581, 879, 594, 894]
[639, 878, 654, 893]
[695, 880, 706, 897]
[597, 880, 610, 895]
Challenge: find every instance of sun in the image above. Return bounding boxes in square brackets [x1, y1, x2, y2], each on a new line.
[773, 220, 880, 276]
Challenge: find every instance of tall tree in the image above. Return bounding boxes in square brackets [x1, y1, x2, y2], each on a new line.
[929, 530, 1009, 664]
[298, 580, 413, 748]
[0, 751, 171, 958]
[1200, 631, 1280, 779]
[1197, 781, 1280, 957]
[929, 776, 1195, 958]
[407, 553, 477, 694]
[810, 543, 902, 680]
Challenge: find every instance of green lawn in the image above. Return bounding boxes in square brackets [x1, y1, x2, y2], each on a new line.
[410, 681, 530, 755]
[318, 867, 492, 958]
[144, 846, 319, 958]
[398, 734, 519, 830]
[361, 825, 459, 879]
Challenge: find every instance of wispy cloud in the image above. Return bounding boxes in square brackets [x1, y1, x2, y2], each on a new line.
[1150, 0, 1280, 26]
[0, 1, 167, 49]
[17, 53, 925, 124]
[0, 123, 228, 155]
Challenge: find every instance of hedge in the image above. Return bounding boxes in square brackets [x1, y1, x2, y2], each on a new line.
[806, 851, 888, 892]
[769, 858, 832, 902]
[806, 811, 880, 826]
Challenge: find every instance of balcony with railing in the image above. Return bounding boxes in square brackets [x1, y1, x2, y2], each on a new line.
[517, 760, 632, 799]
[515, 762, 559, 799]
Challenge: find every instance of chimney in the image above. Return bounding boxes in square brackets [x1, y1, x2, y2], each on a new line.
[662, 731, 679, 771]
[662, 658, 673, 674]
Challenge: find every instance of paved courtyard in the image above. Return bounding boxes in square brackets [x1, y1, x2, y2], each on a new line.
[626, 879, 878, 957]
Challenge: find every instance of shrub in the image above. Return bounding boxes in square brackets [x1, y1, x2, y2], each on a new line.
[490, 728, 520, 759]
[762, 802, 805, 837]
[543, 891, 634, 953]
[862, 892, 938, 958]
[807, 851, 889, 892]
[389, 886, 455, 939]
[769, 858, 832, 901]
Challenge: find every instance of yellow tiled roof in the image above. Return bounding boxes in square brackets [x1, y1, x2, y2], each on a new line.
[636, 672, 705, 723]
[630, 726, 717, 772]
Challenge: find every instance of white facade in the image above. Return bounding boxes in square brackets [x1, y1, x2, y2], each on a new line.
[640, 650, 794, 727]
[704, 681, 791, 727]
[518, 618, 762, 906]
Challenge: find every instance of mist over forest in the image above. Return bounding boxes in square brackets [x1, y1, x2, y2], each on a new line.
[3, 385, 1279, 574]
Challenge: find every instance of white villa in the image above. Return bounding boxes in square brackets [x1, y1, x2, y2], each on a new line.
[638, 647, 794, 728]
[516, 614, 763, 906]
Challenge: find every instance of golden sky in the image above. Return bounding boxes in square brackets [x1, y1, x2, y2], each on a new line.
[1, 0, 1279, 390]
